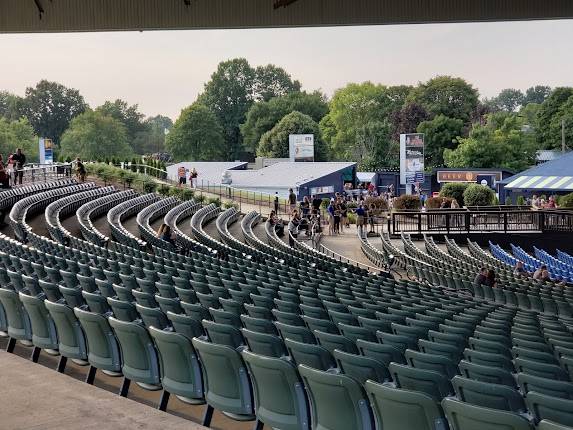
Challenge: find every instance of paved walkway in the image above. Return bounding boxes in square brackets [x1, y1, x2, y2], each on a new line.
[320, 227, 379, 271]
[0, 350, 205, 430]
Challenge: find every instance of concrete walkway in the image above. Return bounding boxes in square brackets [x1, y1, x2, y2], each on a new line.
[320, 227, 379, 271]
[0, 350, 205, 430]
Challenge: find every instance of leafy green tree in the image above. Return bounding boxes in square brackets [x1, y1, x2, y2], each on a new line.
[133, 115, 173, 155]
[0, 91, 25, 121]
[407, 76, 479, 122]
[523, 85, 552, 105]
[488, 88, 524, 112]
[417, 115, 464, 167]
[439, 183, 468, 207]
[321, 82, 397, 163]
[253, 64, 301, 102]
[21, 80, 87, 145]
[60, 110, 132, 160]
[352, 120, 397, 170]
[0, 117, 39, 162]
[444, 113, 536, 171]
[166, 103, 225, 161]
[258, 111, 326, 160]
[241, 91, 328, 154]
[536, 87, 573, 148]
[96, 99, 149, 153]
[547, 95, 573, 151]
[519, 103, 541, 127]
[198, 58, 256, 160]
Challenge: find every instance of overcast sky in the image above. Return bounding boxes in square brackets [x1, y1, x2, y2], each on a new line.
[1, 19, 572, 120]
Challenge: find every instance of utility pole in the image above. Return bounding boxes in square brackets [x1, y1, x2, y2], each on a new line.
[563, 118, 567, 153]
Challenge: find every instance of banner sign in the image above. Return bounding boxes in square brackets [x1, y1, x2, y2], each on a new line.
[310, 185, 334, 195]
[39, 138, 54, 164]
[400, 133, 425, 185]
[437, 170, 502, 183]
[289, 134, 314, 162]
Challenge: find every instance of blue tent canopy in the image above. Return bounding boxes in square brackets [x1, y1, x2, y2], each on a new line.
[501, 152, 573, 191]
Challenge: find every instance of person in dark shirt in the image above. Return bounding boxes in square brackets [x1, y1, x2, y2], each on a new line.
[288, 188, 297, 214]
[274, 192, 279, 214]
[12, 148, 26, 185]
[485, 269, 497, 288]
[474, 267, 488, 286]
[311, 195, 322, 215]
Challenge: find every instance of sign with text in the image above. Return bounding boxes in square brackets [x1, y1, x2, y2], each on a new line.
[289, 134, 314, 162]
[400, 133, 425, 185]
[39, 138, 54, 164]
[437, 170, 502, 183]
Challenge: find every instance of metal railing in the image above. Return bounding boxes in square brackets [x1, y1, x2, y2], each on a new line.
[10, 163, 72, 186]
[391, 209, 573, 234]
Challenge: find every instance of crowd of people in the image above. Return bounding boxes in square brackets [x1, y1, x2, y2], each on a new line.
[177, 166, 199, 188]
[0, 148, 26, 188]
[473, 261, 562, 289]
[529, 194, 559, 209]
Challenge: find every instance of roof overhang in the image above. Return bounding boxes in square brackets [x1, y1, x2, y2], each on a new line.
[504, 175, 573, 191]
[2, 0, 573, 33]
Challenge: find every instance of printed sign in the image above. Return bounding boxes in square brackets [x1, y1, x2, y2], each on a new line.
[400, 133, 425, 185]
[39, 138, 54, 164]
[289, 134, 314, 162]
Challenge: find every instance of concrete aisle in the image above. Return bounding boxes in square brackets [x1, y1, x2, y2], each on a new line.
[0, 350, 205, 430]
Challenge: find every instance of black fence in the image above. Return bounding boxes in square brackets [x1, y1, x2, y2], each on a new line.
[392, 209, 573, 235]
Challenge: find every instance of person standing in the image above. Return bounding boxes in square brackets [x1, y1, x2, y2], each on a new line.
[75, 157, 86, 182]
[177, 166, 186, 188]
[355, 203, 365, 236]
[6, 153, 14, 187]
[190, 168, 198, 188]
[12, 148, 26, 185]
[288, 188, 297, 214]
[274, 192, 280, 214]
[333, 200, 341, 234]
[311, 195, 322, 215]
[287, 211, 300, 247]
[0, 155, 9, 188]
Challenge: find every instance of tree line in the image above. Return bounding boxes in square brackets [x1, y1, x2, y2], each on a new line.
[1, 60, 572, 172]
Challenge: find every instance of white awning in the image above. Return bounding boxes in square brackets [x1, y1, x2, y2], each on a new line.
[505, 175, 573, 190]
[356, 172, 376, 183]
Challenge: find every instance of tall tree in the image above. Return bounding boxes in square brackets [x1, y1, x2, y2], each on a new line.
[0, 91, 25, 121]
[536, 87, 573, 148]
[407, 76, 479, 122]
[547, 95, 573, 151]
[523, 85, 552, 105]
[0, 117, 39, 162]
[253, 64, 301, 102]
[198, 58, 257, 160]
[241, 91, 328, 154]
[258, 111, 326, 160]
[96, 100, 149, 153]
[59, 110, 132, 160]
[390, 102, 429, 141]
[490, 88, 525, 112]
[22, 80, 87, 145]
[444, 113, 536, 171]
[166, 103, 225, 161]
[322, 82, 397, 162]
[417, 115, 464, 168]
[132, 115, 173, 155]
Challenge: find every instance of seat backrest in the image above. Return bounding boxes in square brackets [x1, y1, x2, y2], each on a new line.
[298, 364, 374, 430]
[463, 348, 514, 372]
[167, 311, 204, 340]
[356, 339, 405, 366]
[107, 297, 139, 322]
[513, 358, 570, 381]
[452, 376, 526, 413]
[365, 381, 446, 430]
[135, 304, 170, 330]
[74, 307, 121, 373]
[314, 330, 359, 355]
[334, 349, 390, 384]
[148, 326, 204, 401]
[458, 360, 516, 388]
[526, 392, 573, 427]
[242, 350, 310, 430]
[389, 363, 453, 401]
[241, 328, 287, 358]
[275, 321, 316, 344]
[405, 350, 458, 379]
[538, 420, 573, 430]
[442, 398, 533, 430]
[108, 316, 161, 386]
[240, 314, 277, 335]
[19, 292, 58, 350]
[45, 300, 87, 361]
[517, 373, 573, 400]
[81, 290, 111, 315]
[192, 337, 255, 418]
[202, 319, 245, 350]
[283, 337, 334, 371]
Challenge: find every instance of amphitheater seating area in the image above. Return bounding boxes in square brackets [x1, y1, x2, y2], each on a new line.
[1, 179, 573, 430]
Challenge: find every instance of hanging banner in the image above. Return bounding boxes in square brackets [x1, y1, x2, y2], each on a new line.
[400, 133, 425, 185]
[289, 134, 314, 162]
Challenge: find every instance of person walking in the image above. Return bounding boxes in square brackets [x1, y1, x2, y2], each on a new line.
[5, 153, 14, 187]
[274, 192, 280, 214]
[355, 203, 365, 237]
[327, 199, 335, 235]
[177, 166, 186, 188]
[190, 168, 198, 188]
[333, 201, 341, 234]
[12, 148, 26, 185]
[75, 157, 86, 182]
[0, 155, 9, 188]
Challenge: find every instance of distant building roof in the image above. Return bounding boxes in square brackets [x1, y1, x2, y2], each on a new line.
[166, 161, 247, 184]
[502, 151, 573, 191]
[228, 161, 356, 192]
[536, 150, 569, 163]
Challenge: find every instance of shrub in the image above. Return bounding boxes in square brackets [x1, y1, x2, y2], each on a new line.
[223, 200, 239, 210]
[439, 183, 468, 207]
[393, 195, 421, 210]
[207, 197, 221, 207]
[364, 196, 389, 211]
[195, 194, 206, 204]
[463, 184, 495, 207]
[516, 195, 525, 206]
[142, 177, 157, 193]
[157, 184, 171, 196]
[169, 187, 184, 199]
[123, 171, 137, 189]
[425, 196, 454, 209]
[181, 189, 195, 201]
[505, 196, 512, 205]
[559, 193, 573, 208]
